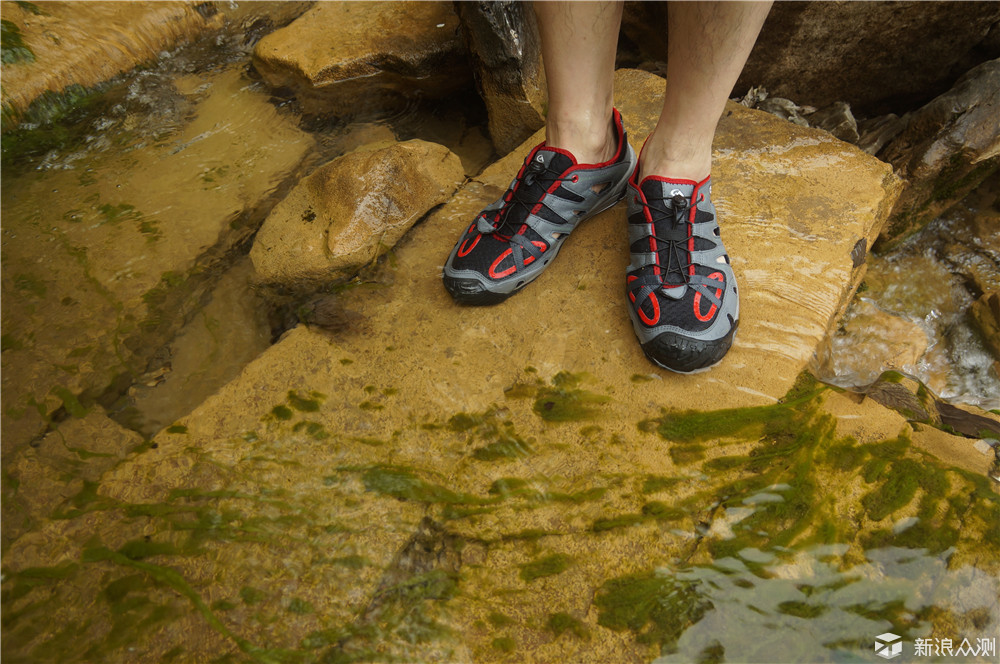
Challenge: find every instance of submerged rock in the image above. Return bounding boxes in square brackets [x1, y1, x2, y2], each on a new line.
[1, 66, 313, 457]
[0, 1, 220, 123]
[972, 291, 1000, 361]
[455, 1, 546, 155]
[878, 58, 1000, 248]
[250, 140, 466, 286]
[251, 1, 472, 117]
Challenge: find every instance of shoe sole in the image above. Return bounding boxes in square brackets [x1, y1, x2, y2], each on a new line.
[444, 193, 627, 306]
[640, 319, 739, 374]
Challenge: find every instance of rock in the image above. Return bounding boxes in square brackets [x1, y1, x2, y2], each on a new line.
[808, 101, 859, 144]
[0, 1, 221, 122]
[2, 409, 142, 548]
[1, 66, 313, 458]
[755, 97, 811, 127]
[250, 140, 466, 286]
[454, 1, 546, 155]
[858, 113, 910, 155]
[251, 1, 472, 117]
[877, 58, 1000, 248]
[24, 70, 995, 664]
[817, 300, 929, 386]
[972, 291, 1000, 360]
[734, 1, 1000, 116]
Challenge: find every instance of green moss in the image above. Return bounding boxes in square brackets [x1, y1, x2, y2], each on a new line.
[118, 539, 182, 561]
[292, 420, 329, 440]
[492, 636, 516, 653]
[594, 572, 711, 649]
[519, 553, 572, 582]
[777, 600, 827, 618]
[861, 458, 921, 521]
[591, 513, 644, 532]
[473, 437, 532, 461]
[532, 374, 610, 422]
[288, 597, 314, 614]
[487, 611, 514, 628]
[488, 477, 531, 496]
[824, 440, 867, 472]
[239, 586, 265, 605]
[546, 612, 589, 639]
[16, 2, 45, 15]
[287, 390, 321, 412]
[641, 501, 685, 521]
[642, 475, 682, 494]
[669, 444, 706, 465]
[702, 455, 749, 472]
[210, 599, 237, 612]
[49, 386, 87, 418]
[270, 404, 293, 420]
[166, 424, 188, 434]
[359, 466, 490, 505]
[1, 333, 24, 351]
[359, 401, 383, 411]
[1, 19, 34, 64]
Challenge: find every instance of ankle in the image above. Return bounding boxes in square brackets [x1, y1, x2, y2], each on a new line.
[637, 130, 712, 182]
[545, 115, 617, 165]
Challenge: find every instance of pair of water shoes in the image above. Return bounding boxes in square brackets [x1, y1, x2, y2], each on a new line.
[442, 109, 739, 374]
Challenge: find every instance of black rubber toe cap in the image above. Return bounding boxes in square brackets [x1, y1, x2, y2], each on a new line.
[641, 320, 739, 373]
[443, 275, 512, 306]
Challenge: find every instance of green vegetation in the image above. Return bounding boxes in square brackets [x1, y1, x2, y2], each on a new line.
[594, 572, 711, 649]
[546, 612, 589, 639]
[1, 19, 34, 64]
[519, 553, 572, 582]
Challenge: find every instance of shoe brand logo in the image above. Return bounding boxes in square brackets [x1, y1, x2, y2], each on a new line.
[536, 154, 545, 163]
[875, 633, 903, 659]
[670, 189, 684, 197]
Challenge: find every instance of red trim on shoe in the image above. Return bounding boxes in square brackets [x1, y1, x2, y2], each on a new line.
[693, 271, 724, 322]
[488, 241, 548, 279]
[627, 274, 660, 325]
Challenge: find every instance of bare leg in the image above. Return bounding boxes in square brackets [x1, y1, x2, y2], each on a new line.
[639, 1, 772, 181]
[534, 1, 622, 164]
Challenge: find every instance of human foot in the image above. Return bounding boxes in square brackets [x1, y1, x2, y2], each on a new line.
[624, 172, 739, 372]
[443, 109, 637, 305]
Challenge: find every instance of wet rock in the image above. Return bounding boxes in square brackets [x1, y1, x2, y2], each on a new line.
[3, 409, 142, 548]
[251, 1, 472, 117]
[1, 66, 313, 457]
[818, 300, 928, 385]
[878, 58, 1000, 248]
[972, 291, 1000, 361]
[0, 1, 221, 122]
[808, 101, 859, 144]
[454, 1, 546, 155]
[251, 140, 465, 286]
[21, 69, 996, 664]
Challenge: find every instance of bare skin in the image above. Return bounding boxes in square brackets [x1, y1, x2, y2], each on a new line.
[534, 1, 772, 180]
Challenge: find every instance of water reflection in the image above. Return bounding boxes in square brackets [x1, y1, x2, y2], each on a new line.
[656, 546, 998, 663]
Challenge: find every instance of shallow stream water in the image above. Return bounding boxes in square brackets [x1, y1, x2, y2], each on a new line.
[2, 10, 998, 664]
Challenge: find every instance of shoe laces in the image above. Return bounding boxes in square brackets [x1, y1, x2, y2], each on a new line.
[488, 157, 574, 241]
[640, 193, 693, 286]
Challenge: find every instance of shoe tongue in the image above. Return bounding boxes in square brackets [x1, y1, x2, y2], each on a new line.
[640, 178, 695, 203]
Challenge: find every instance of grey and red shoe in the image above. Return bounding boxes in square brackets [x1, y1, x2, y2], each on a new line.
[625, 174, 739, 372]
[443, 109, 636, 305]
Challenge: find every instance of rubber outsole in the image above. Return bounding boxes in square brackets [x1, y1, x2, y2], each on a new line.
[640, 320, 739, 374]
[442, 276, 516, 306]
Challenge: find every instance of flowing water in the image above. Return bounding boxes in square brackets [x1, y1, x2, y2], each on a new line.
[2, 9, 998, 664]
